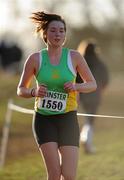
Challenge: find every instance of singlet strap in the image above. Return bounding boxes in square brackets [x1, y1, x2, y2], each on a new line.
[67, 50, 76, 76]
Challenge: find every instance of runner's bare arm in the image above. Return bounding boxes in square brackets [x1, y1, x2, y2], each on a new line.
[64, 50, 97, 93]
[17, 53, 39, 98]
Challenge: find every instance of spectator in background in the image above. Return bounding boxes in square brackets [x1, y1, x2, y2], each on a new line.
[76, 39, 109, 154]
[0, 40, 23, 74]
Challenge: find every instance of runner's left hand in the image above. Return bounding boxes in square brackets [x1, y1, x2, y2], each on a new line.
[64, 82, 76, 92]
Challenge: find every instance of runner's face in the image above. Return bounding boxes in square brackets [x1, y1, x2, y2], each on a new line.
[46, 21, 66, 47]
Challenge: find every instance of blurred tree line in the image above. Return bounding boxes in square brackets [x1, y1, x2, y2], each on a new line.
[0, 0, 123, 73]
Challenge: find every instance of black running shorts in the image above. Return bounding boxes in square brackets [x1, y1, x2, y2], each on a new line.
[32, 111, 79, 147]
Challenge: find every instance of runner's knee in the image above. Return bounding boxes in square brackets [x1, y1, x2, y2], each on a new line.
[48, 168, 61, 180]
[62, 170, 76, 180]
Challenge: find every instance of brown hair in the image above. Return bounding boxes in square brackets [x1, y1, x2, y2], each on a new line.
[30, 11, 66, 43]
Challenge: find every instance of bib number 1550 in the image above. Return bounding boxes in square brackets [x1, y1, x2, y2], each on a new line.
[41, 99, 63, 111]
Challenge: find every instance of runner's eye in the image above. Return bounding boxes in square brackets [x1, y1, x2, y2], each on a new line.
[50, 30, 55, 32]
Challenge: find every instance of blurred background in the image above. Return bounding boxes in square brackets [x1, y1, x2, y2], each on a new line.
[0, 0, 124, 179]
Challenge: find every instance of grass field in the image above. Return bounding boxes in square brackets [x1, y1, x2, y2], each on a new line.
[0, 71, 124, 180]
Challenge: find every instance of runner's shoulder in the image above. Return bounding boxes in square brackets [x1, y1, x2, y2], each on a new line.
[24, 51, 40, 67]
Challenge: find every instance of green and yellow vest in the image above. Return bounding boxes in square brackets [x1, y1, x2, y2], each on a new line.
[34, 48, 77, 115]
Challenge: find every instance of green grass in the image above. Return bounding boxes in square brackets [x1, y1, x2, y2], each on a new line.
[0, 154, 46, 180]
[78, 130, 124, 180]
[0, 71, 124, 180]
[0, 131, 124, 180]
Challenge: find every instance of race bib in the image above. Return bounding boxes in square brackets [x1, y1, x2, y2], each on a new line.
[38, 91, 68, 112]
